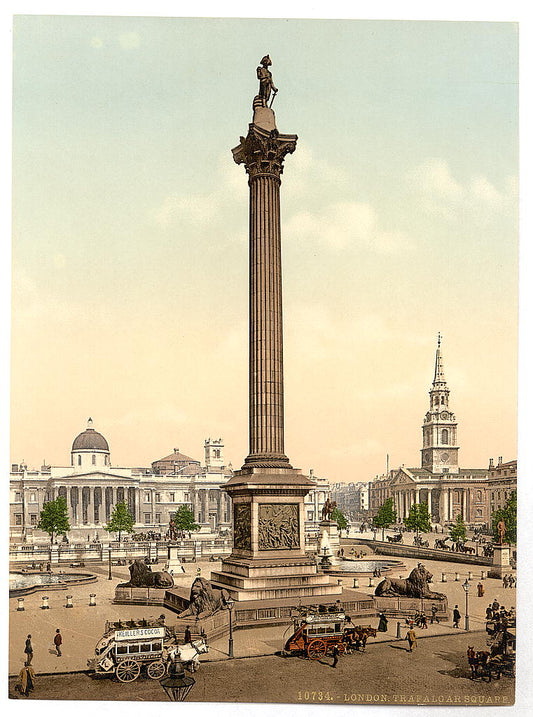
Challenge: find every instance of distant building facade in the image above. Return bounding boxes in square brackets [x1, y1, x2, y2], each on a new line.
[331, 482, 371, 520]
[10, 420, 233, 541]
[488, 457, 517, 514]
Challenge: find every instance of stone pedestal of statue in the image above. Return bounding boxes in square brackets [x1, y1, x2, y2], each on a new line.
[488, 544, 510, 579]
[165, 544, 185, 575]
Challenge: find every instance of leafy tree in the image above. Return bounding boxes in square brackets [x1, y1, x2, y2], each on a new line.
[37, 496, 70, 544]
[105, 501, 135, 542]
[492, 491, 517, 544]
[172, 504, 200, 533]
[449, 513, 467, 545]
[331, 506, 348, 531]
[372, 497, 397, 541]
[404, 502, 431, 536]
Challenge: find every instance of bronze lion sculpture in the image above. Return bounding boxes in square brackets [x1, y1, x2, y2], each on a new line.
[178, 577, 230, 618]
[122, 558, 174, 588]
[374, 563, 445, 600]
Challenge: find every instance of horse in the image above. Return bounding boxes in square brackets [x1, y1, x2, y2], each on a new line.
[467, 647, 491, 680]
[387, 534, 403, 543]
[434, 538, 450, 550]
[168, 638, 209, 672]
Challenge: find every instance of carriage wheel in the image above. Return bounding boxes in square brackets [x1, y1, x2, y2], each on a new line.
[337, 642, 346, 655]
[116, 659, 141, 683]
[147, 660, 166, 680]
[307, 639, 327, 660]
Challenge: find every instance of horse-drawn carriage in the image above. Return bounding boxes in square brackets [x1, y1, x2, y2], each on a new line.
[387, 533, 403, 543]
[283, 606, 376, 659]
[87, 618, 208, 683]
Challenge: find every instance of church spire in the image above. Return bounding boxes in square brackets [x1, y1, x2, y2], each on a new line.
[433, 332, 446, 386]
[421, 334, 459, 474]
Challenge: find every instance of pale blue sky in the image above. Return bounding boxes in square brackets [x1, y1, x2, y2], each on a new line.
[11, 15, 518, 480]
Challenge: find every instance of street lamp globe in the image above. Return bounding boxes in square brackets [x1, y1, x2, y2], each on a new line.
[160, 657, 195, 701]
[462, 579, 470, 593]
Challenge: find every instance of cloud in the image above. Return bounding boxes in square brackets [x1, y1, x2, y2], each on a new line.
[406, 159, 517, 221]
[90, 37, 104, 49]
[285, 201, 412, 254]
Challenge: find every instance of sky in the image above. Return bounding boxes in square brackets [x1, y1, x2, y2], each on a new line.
[10, 14, 519, 482]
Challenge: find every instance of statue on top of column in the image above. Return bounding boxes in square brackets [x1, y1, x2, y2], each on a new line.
[256, 55, 278, 107]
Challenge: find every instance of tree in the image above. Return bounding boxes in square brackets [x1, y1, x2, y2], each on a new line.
[104, 501, 135, 542]
[404, 502, 431, 536]
[37, 496, 70, 544]
[330, 506, 348, 531]
[492, 491, 517, 544]
[449, 513, 467, 546]
[172, 504, 200, 533]
[372, 497, 397, 541]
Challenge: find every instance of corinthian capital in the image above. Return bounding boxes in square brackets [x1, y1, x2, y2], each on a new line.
[232, 125, 297, 180]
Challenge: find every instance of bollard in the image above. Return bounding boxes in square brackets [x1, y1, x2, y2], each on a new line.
[468, 571, 473, 580]
[352, 578, 359, 589]
[481, 571, 486, 580]
[41, 596, 50, 610]
[17, 597, 25, 611]
[89, 593, 97, 607]
[455, 572, 460, 581]
[65, 595, 73, 608]
[337, 579, 343, 587]
[396, 621, 401, 639]
[368, 577, 374, 587]
[441, 572, 447, 582]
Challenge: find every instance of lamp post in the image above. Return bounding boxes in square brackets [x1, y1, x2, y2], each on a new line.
[462, 579, 470, 631]
[226, 597, 235, 658]
[160, 656, 195, 701]
[108, 546, 112, 580]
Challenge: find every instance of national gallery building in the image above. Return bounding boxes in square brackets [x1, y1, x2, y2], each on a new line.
[10, 420, 331, 542]
[369, 338, 516, 528]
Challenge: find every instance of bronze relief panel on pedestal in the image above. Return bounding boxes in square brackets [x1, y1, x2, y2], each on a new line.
[233, 503, 252, 550]
[258, 503, 300, 550]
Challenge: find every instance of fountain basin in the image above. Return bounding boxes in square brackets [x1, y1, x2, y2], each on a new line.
[9, 571, 97, 597]
[320, 558, 404, 575]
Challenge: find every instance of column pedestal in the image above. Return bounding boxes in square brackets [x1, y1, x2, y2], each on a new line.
[488, 544, 511, 579]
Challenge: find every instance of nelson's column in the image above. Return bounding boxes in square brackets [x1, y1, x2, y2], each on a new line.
[211, 57, 340, 601]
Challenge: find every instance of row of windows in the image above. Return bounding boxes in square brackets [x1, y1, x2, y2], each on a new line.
[14, 514, 38, 526]
[116, 641, 162, 655]
[72, 454, 110, 466]
[144, 492, 190, 503]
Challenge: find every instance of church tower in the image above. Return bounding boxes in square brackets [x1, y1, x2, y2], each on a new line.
[421, 335, 459, 474]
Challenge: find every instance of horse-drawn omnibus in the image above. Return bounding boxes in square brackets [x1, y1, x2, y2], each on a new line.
[283, 606, 376, 659]
[87, 618, 208, 683]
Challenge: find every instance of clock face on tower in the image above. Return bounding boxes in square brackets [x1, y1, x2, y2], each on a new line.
[441, 411, 449, 420]
[440, 452, 450, 463]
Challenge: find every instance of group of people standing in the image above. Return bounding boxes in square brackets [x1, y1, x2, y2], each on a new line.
[17, 629, 63, 697]
[502, 574, 516, 588]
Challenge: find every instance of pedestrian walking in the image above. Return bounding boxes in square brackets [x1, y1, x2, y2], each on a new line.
[492, 599, 500, 612]
[420, 612, 428, 629]
[24, 634, 33, 666]
[406, 627, 417, 652]
[486, 605, 493, 621]
[503, 575, 508, 588]
[18, 662, 36, 697]
[477, 582, 484, 598]
[378, 612, 388, 632]
[53, 628, 62, 657]
[331, 644, 340, 668]
[430, 604, 439, 624]
[184, 625, 192, 645]
[452, 605, 461, 628]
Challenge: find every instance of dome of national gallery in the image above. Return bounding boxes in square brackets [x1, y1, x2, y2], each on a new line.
[71, 418, 109, 452]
